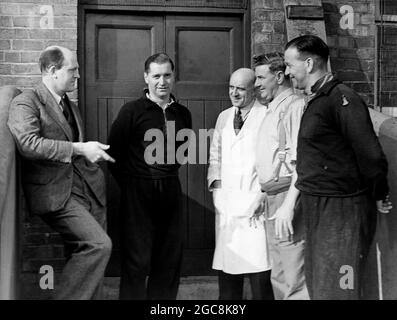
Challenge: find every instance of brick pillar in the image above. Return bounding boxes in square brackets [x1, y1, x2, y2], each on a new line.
[251, 0, 287, 60]
[322, 0, 375, 105]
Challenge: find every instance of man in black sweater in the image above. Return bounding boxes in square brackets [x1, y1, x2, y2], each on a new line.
[108, 53, 192, 300]
[284, 35, 392, 299]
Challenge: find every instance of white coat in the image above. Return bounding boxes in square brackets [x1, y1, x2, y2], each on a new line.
[207, 100, 271, 274]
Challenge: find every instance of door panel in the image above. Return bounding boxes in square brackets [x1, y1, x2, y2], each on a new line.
[166, 14, 244, 274]
[85, 13, 163, 140]
[166, 14, 243, 98]
[85, 14, 164, 276]
[84, 11, 245, 275]
[97, 28, 153, 80]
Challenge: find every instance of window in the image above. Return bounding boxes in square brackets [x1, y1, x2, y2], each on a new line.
[376, 0, 397, 116]
[79, 0, 248, 8]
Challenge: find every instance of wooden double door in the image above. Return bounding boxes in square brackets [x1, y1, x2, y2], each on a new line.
[82, 9, 248, 275]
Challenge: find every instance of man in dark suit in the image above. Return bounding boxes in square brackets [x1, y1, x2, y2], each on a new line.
[7, 46, 114, 299]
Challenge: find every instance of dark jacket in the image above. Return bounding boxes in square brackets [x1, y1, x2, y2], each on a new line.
[295, 77, 389, 200]
[7, 83, 106, 215]
[107, 92, 192, 182]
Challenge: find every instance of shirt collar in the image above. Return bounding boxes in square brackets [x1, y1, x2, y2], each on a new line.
[310, 73, 334, 95]
[43, 81, 63, 106]
[234, 98, 255, 119]
[144, 89, 175, 110]
[268, 88, 294, 112]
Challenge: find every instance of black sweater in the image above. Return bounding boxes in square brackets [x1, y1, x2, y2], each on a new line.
[107, 93, 192, 182]
[296, 78, 389, 200]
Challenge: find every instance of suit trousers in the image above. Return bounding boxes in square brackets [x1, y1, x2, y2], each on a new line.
[218, 271, 274, 300]
[119, 176, 183, 300]
[41, 171, 112, 299]
[301, 193, 377, 300]
[265, 191, 309, 300]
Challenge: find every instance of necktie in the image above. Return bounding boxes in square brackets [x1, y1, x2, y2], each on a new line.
[60, 96, 70, 121]
[233, 109, 244, 134]
[60, 95, 79, 142]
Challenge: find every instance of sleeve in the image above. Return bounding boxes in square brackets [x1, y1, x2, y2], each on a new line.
[336, 88, 389, 200]
[7, 95, 73, 163]
[107, 103, 132, 185]
[207, 112, 225, 190]
[284, 96, 305, 164]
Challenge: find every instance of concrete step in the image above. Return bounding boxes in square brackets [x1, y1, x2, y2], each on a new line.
[19, 274, 251, 299]
[103, 276, 252, 300]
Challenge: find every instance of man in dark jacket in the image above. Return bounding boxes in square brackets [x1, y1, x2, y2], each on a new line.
[284, 35, 392, 299]
[108, 53, 192, 300]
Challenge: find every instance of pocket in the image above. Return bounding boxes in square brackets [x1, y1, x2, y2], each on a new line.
[225, 189, 261, 217]
[23, 161, 67, 185]
[212, 188, 224, 214]
[24, 172, 53, 185]
[24, 182, 69, 215]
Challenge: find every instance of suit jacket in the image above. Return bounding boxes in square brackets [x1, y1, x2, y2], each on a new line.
[7, 82, 105, 215]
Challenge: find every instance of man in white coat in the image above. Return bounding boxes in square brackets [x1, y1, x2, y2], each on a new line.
[207, 68, 274, 300]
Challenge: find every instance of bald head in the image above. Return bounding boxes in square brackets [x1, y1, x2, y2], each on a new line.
[229, 68, 256, 109]
[230, 68, 256, 87]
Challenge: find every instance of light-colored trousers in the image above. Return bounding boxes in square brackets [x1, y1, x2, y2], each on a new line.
[265, 191, 309, 300]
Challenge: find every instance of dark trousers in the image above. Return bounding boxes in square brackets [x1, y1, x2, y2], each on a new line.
[119, 176, 183, 300]
[218, 271, 274, 300]
[301, 193, 377, 300]
[41, 173, 112, 300]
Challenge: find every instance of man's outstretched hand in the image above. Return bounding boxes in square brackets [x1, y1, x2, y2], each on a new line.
[73, 141, 115, 163]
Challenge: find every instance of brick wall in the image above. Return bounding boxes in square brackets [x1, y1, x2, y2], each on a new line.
[0, 0, 77, 91]
[252, 0, 376, 106]
[0, 0, 77, 299]
[251, 0, 287, 59]
[323, 0, 376, 106]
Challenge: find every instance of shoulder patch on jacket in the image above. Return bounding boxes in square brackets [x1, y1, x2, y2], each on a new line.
[341, 94, 349, 106]
[333, 83, 365, 109]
